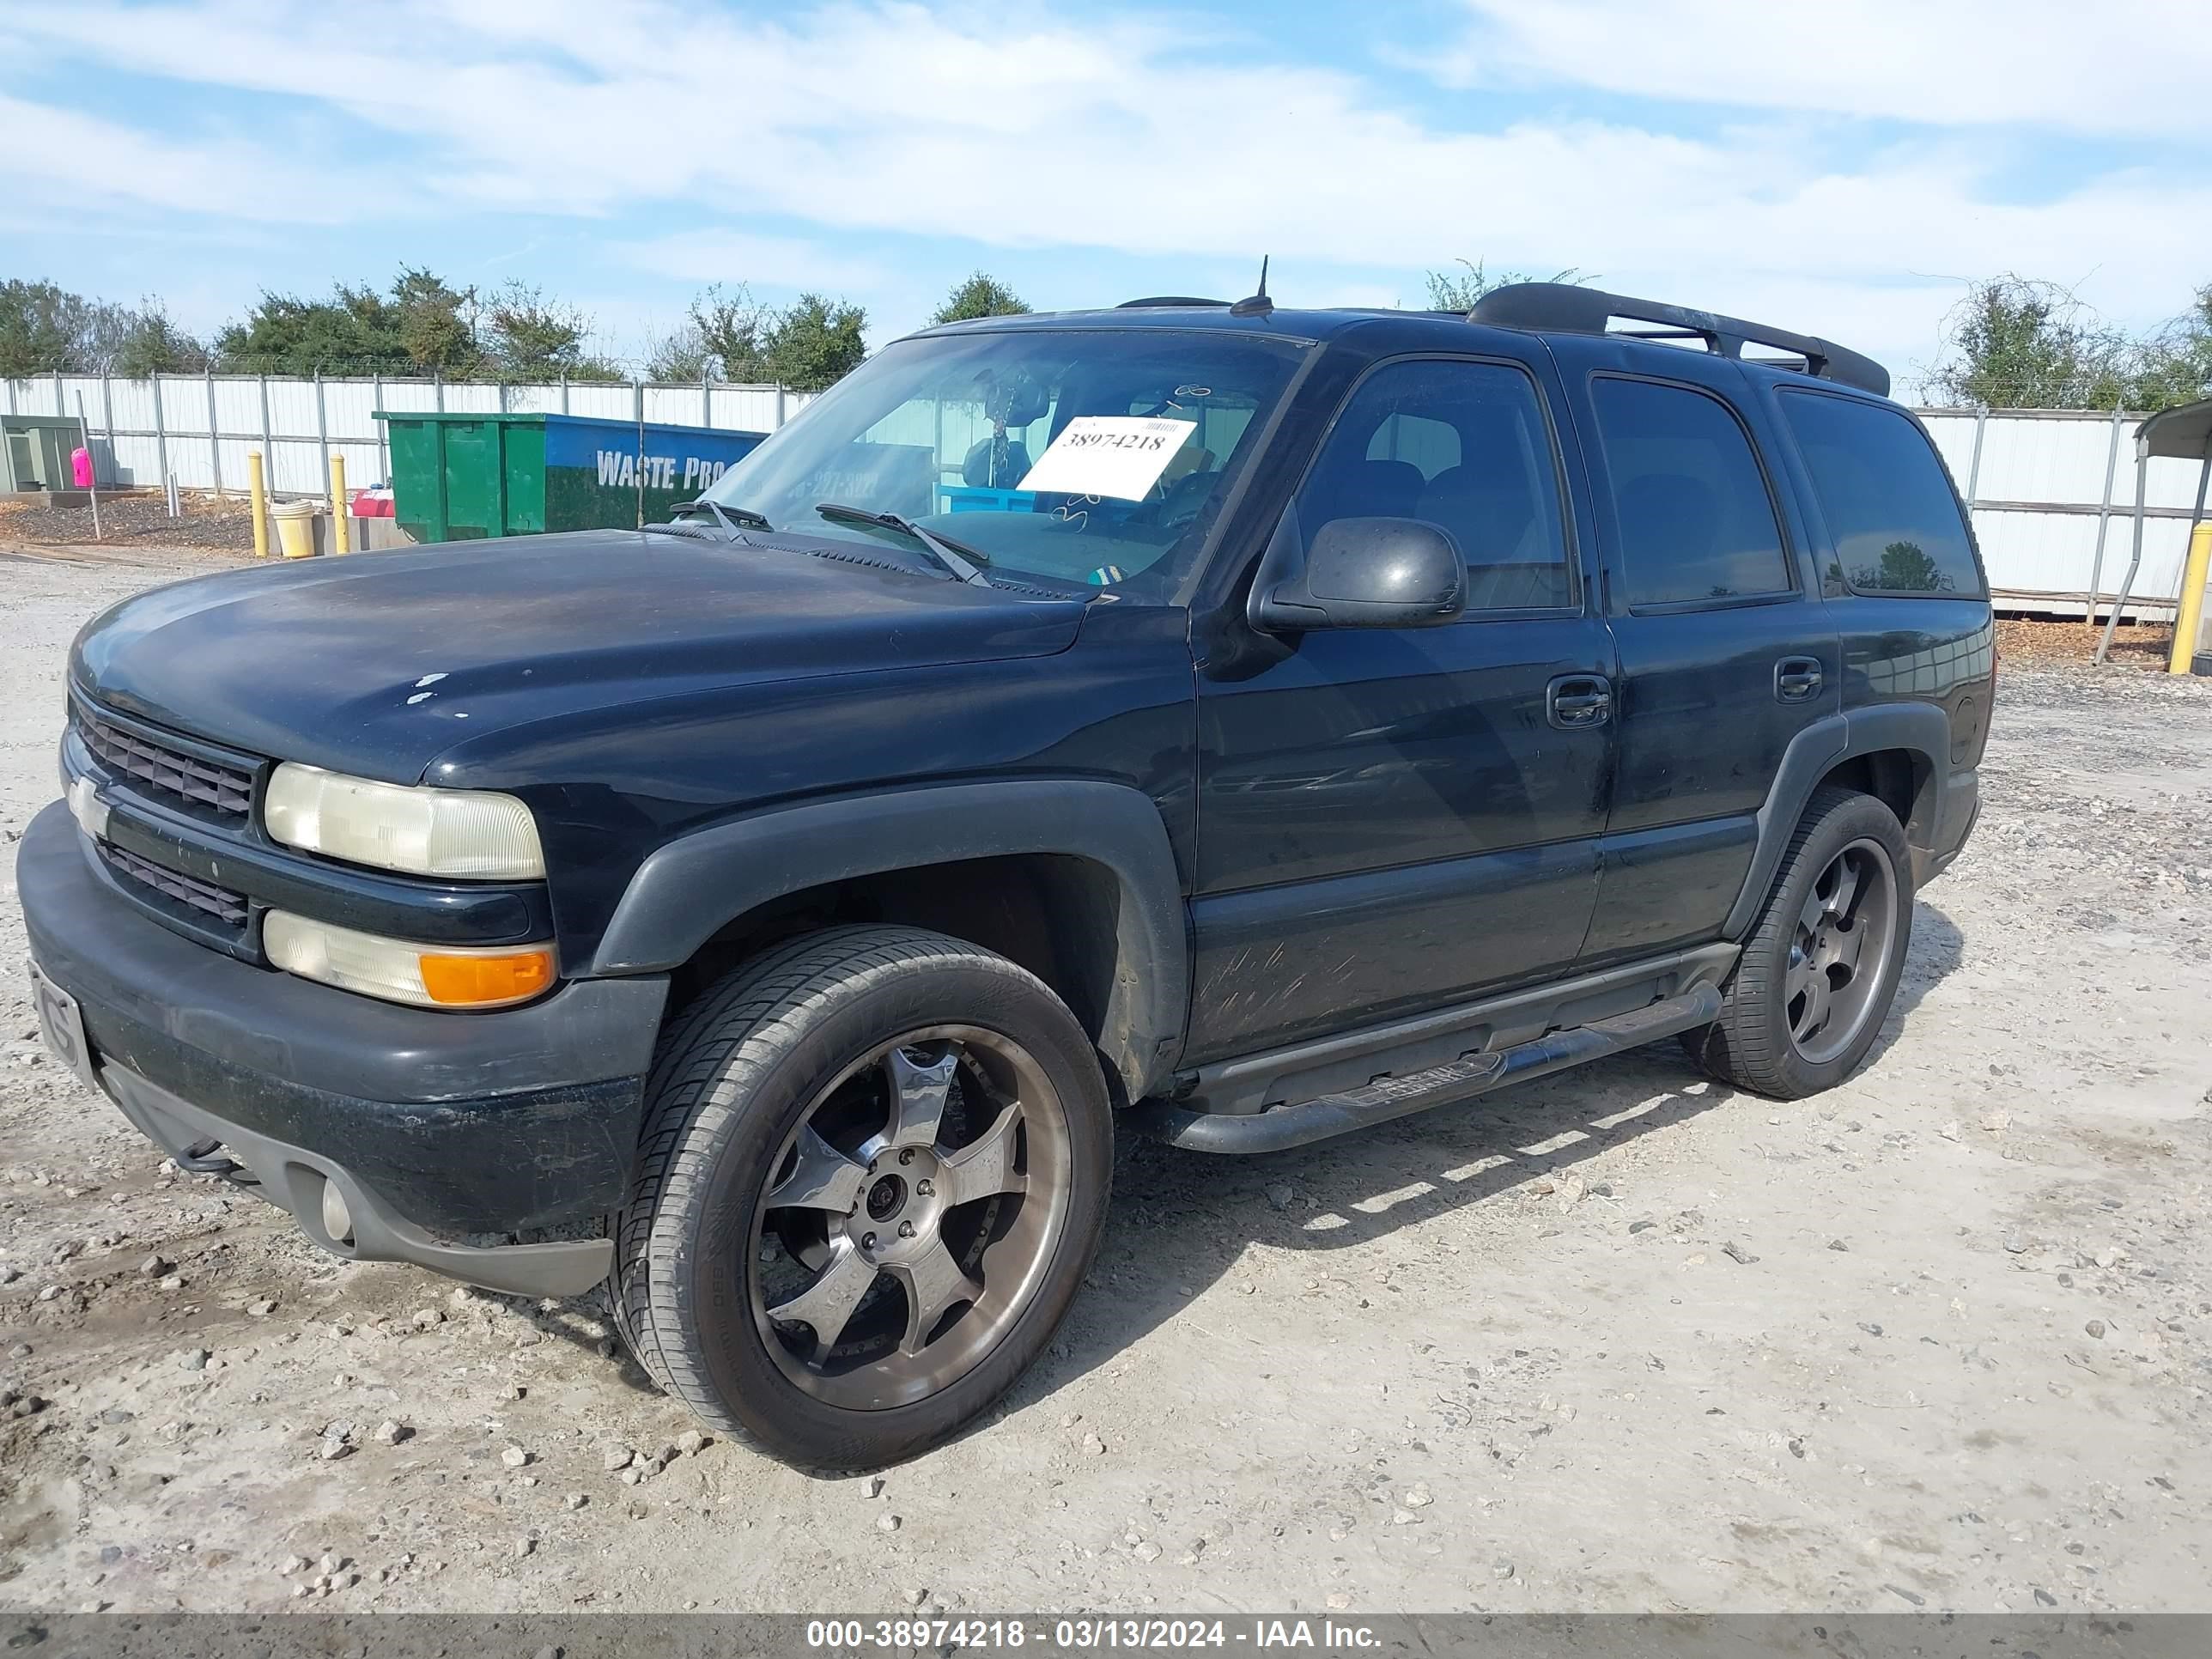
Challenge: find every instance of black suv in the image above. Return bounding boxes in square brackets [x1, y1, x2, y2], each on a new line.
[24, 284, 1991, 1465]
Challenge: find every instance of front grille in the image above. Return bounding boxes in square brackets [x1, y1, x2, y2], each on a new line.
[98, 842, 249, 931]
[77, 708, 254, 820]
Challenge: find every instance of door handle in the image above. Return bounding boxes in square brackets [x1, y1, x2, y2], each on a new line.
[1775, 657, 1824, 702]
[1547, 674, 1613, 729]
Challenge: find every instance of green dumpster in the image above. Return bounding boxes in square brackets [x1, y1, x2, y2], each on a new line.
[374, 411, 767, 544]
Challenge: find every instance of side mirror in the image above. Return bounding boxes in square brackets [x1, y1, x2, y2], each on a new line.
[1249, 513, 1466, 631]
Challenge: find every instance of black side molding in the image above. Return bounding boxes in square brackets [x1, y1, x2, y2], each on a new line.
[1146, 984, 1722, 1155]
[1723, 703, 1951, 939]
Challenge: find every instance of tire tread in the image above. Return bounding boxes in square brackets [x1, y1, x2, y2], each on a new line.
[609, 925, 1098, 1459]
[1686, 786, 1911, 1100]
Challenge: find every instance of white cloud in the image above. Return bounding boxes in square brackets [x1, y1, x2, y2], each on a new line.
[0, 93, 370, 224]
[6, 0, 2206, 368]
[1422, 0, 2212, 137]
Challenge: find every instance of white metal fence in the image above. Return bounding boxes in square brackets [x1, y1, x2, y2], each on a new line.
[1919, 407, 2206, 621]
[0, 370, 817, 499]
[4, 372, 2202, 617]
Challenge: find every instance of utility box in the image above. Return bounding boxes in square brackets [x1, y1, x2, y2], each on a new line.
[2, 415, 84, 492]
[373, 412, 767, 544]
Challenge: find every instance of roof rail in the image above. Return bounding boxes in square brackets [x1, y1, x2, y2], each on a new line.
[1468, 283, 1890, 398]
[1116, 295, 1230, 309]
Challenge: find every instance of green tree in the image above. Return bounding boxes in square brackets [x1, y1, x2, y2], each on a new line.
[213, 270, 497, 374]
[695, 285, 774, 380]
[0, 279, 94, 375]
[1424, 258, 1584, 312]
[391, 267, 480, 373]
[1928, 276, 2133, 410]
[931, 270, 1030, 325]
[480, 280, 599, 380]
[2124, 283, 2212, 412]
[2, 281, 208, 374]
[565, 354, 632, 384]
[215, 283, 411, 373]
[644, 284, 865, 386]
[645, 320, 712, 382]
[647, 283, 775, 381]
[762, 293, 867, 391]
[104, 301, 209, 377]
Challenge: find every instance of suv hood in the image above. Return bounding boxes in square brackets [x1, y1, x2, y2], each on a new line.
[73, 531, 1087, 782]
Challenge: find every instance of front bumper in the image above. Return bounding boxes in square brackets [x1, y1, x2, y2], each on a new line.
[21, 800, 667, 1297]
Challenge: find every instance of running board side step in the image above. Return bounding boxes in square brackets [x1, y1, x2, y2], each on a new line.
[1147, 984, 1723, 1155]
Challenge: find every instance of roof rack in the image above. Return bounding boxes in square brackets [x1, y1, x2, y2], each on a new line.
[1467, 283, 1890, 398]
[1116, 295, 1229, 309]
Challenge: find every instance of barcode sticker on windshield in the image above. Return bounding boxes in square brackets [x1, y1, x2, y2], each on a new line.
[1015, 416, 1197, 501]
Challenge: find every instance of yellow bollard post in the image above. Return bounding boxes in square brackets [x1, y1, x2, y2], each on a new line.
[329, 453, 351, 555]
[246, 451, 270, 559]
[2171, 520, 2212, 675]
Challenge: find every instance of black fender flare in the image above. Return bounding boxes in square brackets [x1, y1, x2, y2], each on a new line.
[1723, 703, 1951, 939]
[586, 780, 1188, 1103]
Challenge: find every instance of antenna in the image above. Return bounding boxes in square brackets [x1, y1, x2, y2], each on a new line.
[1228, 256, 1273, 318]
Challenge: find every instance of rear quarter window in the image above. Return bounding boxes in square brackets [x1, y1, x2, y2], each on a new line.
[1779, 392, 1984, 599]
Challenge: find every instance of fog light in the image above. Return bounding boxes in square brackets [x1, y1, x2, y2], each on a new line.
[320, 1178, 355, 1246]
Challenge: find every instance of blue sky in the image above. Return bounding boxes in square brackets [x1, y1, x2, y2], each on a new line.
[5, 0, 2208, 386]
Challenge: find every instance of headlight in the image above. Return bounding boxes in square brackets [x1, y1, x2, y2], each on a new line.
[263, 763, 544, 879]
[264, 911, 555, 1010]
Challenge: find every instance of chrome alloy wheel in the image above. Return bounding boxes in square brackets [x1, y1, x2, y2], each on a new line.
[1785, 836, 1900, 1066]
[749, 1025, 1072, 1411]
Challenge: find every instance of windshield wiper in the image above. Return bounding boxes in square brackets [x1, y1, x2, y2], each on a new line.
[814, 502, 992, 586]
[671, 498, 773, 534]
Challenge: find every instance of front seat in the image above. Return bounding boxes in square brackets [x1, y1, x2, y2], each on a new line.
[1306, 456, 1425, 530]
[962, 435, 1032, 489]
[961, 379, 1051, 489]
[1419, 466, 1565, 608]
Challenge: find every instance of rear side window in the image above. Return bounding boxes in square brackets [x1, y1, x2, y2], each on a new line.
[1592, 378, 1791, 607]
[1780, 392, 1984, 597]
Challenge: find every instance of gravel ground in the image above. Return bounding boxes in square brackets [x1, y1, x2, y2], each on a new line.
[2, 544, 2209, 1617]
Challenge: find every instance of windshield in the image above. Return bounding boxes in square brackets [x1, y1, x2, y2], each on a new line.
[702, 328, 1305, 596]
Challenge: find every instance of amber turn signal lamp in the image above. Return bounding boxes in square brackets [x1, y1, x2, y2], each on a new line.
[418, 946, 556, 1009]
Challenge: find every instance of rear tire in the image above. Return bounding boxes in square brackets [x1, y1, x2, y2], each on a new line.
[1684, 786, 1912, 1100]
[610, 926, 1113, 1468]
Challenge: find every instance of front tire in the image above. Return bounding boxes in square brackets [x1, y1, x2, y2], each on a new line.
[611, 926, 1113, 1467]
[1685, 786, 1912, 1100]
